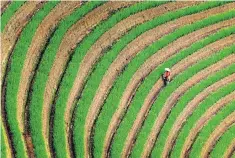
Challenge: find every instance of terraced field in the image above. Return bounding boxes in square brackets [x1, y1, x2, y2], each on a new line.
[1, 1, 235, 158]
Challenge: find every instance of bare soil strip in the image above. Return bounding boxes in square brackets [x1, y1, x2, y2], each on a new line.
[65, 1, 196, 143]
[1, 1, 45, 86]
[85, 4, 235, 157]
[181, 91, 235, 158]
[224, 139, 235, 158]
[162, 75, 235, 158]
[201, 112, 235, 158]
[141, 54, 235, 158]
[14, 2, 82, 157]
[1, 1, 11, 15]
[39, 1, 135, 157]
[121, 34, 235, 158]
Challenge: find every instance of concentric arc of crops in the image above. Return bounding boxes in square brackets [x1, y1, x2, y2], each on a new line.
[1, 1, 234, 158]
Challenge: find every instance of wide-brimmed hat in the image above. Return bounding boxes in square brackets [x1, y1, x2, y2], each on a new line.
[165, 68, 171, 72]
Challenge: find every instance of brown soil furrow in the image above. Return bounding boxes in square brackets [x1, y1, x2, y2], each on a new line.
[85, 4, 235, 157]
[141, 54, 235, 158]
[14, 2, 82, 157]
[65, 0, 197, 139]
[40, 1, 135, 157]
[201, 112, 235, 158]
[121, 34, 235, 158]
[1, 1, 11, 15]
[1, 1, 45, 86]
[224, 139, 235, 158]
[181, 91, 235, 158]
[162, 76, 235, 158]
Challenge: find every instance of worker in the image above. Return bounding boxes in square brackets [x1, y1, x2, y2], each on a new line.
[162, 68, 171, 86]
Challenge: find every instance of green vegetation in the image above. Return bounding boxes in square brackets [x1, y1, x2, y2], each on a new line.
[233, 150, 235, 158]
[1, 1, 234, 158]
[5, 2, 58, 157]
[152, 65, 235, 157]
[210, 115, 235, 158]
[131, 44, 235, 157]
[60, 2, 169, 157]
[24, 2, 104, 158]
[169, 66, 235, 158]
[1, 1, 25, 31]
[111, 21, 235, 158]
[1, 125, 7, 158]
[112, 27, 235, 155]
[69, 2, 230, 157]
[190, 96, 235, 158]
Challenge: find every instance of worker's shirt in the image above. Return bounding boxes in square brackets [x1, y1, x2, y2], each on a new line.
[164, 71, 170, 78]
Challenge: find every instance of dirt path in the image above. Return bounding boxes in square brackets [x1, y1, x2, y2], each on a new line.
[162, 75, 235, 158]
[224, 139, 235, 158]
[120, 34, 235, 158]
[65, 1, 196, 146]
[1, 1, 11, 15]
[15, 2, 82, 156]
[201, 112, 235, 158]
[141, 54, 235, 158]
[181, 91, 235, 158]
[1, 1, 44, 86]
[38, 1, 135, 157]
[84, 4, 235, 157]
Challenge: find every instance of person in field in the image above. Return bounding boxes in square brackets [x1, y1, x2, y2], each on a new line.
[162, 68, 171, 86]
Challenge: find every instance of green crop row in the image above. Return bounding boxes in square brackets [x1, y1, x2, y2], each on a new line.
[210, 110, 235, 158]
[151, 65, 235, 157]
[1, 1, 25, 32]
[189, 94, 235, 158]
[94, 10, 235, 158]
[4, 2, 58, 157]
[1, 125, 7, 158]
[44, 2, 168, 158]
[111, 25, 235, 158]
[69, 2, 228, 157]
[169, 65, 235, 158]
[131, 44, 235, 157]
[110, 16, 235, 158]
[25, 2, 104, 158]
[69, 2, 171, 158]
[70, 2, 169, 158]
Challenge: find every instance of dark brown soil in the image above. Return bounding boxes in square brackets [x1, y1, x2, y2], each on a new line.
[1, 1, 11, 15]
